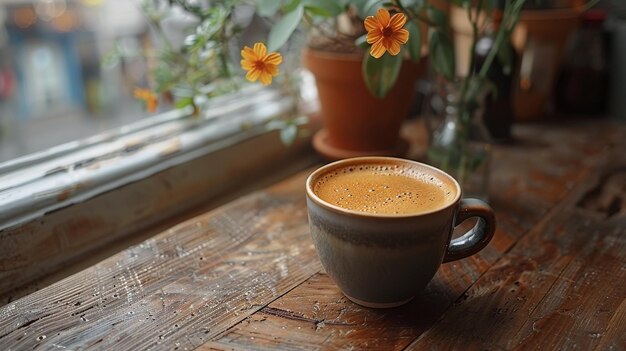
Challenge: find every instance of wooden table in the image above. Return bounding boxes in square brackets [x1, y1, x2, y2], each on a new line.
[1, 120, 625, 350]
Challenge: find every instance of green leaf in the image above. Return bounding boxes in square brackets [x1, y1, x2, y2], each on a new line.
[175, 97, 194, 109]
[429, 29, 455, 80]
[427, 7, 447, 29]
[184, 34, 206, 52]
[362, 51, 403, 98]
[399, 0, 424, 7]
[497, 40, 513, 76]
[304, 5, 331, 17]
[268, 4, 304, 51]
[337, 0, 351, 7]
[450, 0, 470, 7]
[354, 34, 368, 48]
[279, 124, 298, 145]
[303, 0, 343, 17]
[257, 0, 282, 16]
[406, 21, 422, 63]
[284, 0, 302, 13]
[355, 0, 382, 19]
[101, 51, 120, 69]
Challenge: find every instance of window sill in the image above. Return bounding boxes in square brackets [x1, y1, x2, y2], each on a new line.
[0, 78, 320, 298]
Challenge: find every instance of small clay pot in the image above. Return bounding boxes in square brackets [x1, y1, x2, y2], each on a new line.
[511, 8, 582, 121]
[303, 48, 426, 154]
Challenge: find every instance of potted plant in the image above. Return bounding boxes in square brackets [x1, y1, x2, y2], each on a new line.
[347, 0, 592, 197]
[372, 0, 528, 199]
[114, 1, 454, 156]
[106, 1, 311, 145]
[512, 0, 589, 120]
[252, 1, 430, 159]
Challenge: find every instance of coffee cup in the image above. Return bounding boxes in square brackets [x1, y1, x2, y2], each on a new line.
[305, 157, 495, 308]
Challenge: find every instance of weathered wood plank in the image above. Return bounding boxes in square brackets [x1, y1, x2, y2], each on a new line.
[208, 122, 625, 350]
[405, 130, 626, 350]
[1, 121, 623, 351]
[406, 209, 625, 351]
[209, 272, 455, 351]
[0, 129, 315, 300]
[0, 171, 322, 350]
[594, 296, 626, 351]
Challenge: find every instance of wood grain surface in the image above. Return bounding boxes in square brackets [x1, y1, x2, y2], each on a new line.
[0, 120, 625, 351]
[0, 176, 322, 350]
[0, 128, 316, 301]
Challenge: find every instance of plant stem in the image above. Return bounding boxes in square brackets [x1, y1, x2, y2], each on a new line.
[392, 0, 440, 29]
[458, 143, 468, 186]
[303, 12, 351, 47]
[149, 18, 175, 52]
[478, 0, 525, 79]
[458, 0, 482, 122]
[220, 10, 234, 79]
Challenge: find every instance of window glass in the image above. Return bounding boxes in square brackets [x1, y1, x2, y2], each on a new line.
[0, 1, 157, 162]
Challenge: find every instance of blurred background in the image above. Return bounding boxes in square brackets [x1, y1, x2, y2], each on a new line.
[0, 0, 154, 162]
[0, 0, 624, 163]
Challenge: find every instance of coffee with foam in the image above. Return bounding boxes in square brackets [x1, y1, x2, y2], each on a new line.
[312, 163, 455, 215]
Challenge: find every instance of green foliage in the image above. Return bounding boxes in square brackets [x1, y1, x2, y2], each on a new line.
[406, 21, 422, 63]
[354, 0, 383, 18]
[354, 34, 368, 49]
[426, 6, 447, 29]
[109, 0, 531, 136]
[428, 29, 455, 81]
[303, 0, 344, 17]
[399, 0, 424, 7]
[267, 116, 308, 145]
[101, 48, 121, 68]
[175, 97, 194, 109]
[497, 40, 514, 75]
[362, 51, 402, 98]
[104, 0, 247, 116]
[257, 0, 282, 17]
[268, 4, 304, 51]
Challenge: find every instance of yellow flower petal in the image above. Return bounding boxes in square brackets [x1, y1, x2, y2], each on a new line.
[265, 64, 279, 76]
[241, 42, 281, 85]
[241, 46, 256, 61]
[246, 68, 261, 82]
[259, 71, 273, 85]
[364, 16, 379, 32]
[375, 8, 390, 27]
[366, 29, 383, 44]
[389, 13, 407, 31]
[264, 52, 282, 65]
[146, 98, 158, 113]
[370, 41, 386, 58]
[253, 42, 267, 59]
[395, 28, 409, 44]
[364, 10, 410, 60]
[388, 40, 401, 56]
[133, 87, 148, 99]
[240, 60, 254, 70]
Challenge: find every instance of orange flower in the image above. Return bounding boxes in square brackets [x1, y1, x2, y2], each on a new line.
[133, 87, 158, 113]
[240, 42, 282, 85]
[364, 8, 410, 58]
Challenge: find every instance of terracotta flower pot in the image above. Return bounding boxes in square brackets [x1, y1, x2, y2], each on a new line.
[450, 5, 582, 121]
[511, 8, 582, 121]
[303, 48, 426, 157]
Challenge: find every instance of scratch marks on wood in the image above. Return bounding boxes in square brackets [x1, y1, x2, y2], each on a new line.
[406, 208, 626, 351]
[0, 173, 321, 350]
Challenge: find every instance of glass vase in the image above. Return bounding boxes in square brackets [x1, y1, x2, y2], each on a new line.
[427, 83, 492, 201]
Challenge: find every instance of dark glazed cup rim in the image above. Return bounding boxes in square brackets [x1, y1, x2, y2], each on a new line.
[306, 157, 462, 220]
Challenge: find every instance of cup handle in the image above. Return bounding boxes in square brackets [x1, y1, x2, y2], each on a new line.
[443, 198, 496, 263]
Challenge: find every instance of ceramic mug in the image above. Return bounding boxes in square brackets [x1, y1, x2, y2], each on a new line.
[305, 157, 496, 308]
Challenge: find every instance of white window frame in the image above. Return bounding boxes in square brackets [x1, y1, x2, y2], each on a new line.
[0, 74, 319, 298]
